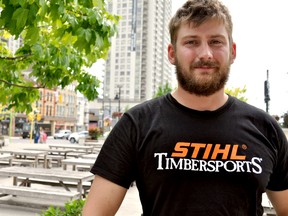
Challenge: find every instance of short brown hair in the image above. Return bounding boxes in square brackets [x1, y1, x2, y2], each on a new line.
[169, 0, 233, 46]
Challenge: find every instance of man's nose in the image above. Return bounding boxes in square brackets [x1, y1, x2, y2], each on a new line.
[198, 43, 213, 60]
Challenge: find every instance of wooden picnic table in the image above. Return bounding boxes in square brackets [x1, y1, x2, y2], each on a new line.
[83, 142, 103, 152]
[0, 154, 13, 166]
[84, 141, 103, 146]
[24, 147, 74, 159]
[0, 149, 48, 168]
[0, 166, 94, 197]
[49, 144, 94, 155]
[80, 153, 98, 160]
[84, 139, 104, 145]
[62, 158, 95, 171]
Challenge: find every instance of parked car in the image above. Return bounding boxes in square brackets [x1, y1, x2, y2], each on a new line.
[68, 131, 89, 143]
[53, 129, 71, 139]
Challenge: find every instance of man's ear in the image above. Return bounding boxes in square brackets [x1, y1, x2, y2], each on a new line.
[230, 42, 236, 64]
[168, 43, 176, 65]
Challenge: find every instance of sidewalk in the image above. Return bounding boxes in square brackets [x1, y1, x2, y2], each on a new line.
[0, 184, 142, 216]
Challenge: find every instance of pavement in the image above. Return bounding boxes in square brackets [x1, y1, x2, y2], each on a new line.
[0, 137, 142, 216]
[0, 184, 142, 216]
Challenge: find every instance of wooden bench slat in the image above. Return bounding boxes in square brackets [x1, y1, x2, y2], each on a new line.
[37, 155, 64, 167]
[11, 159, 36, 167]
[77, 165, 92, 172]
[16, 177, 91, 195]
[0, 185, 80, 201]
[17, 177, 91, 187]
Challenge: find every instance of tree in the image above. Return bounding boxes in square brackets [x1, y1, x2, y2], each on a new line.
[0, 0, 119, 113]
[154, 82, 173, 98]
[225, 85, 248, 102]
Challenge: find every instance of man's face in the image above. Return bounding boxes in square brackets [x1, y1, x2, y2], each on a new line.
[168, 19, 236, 96]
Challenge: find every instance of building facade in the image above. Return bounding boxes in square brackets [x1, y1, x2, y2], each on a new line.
[39, 86, 78, 135]
[76, 94, 89, 132]
[103, 0, 173, 110]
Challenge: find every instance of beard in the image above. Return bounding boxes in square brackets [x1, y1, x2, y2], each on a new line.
[175, 58, 230, 96]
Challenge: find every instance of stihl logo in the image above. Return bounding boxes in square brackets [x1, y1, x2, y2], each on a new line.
[171, 142, 246, 160]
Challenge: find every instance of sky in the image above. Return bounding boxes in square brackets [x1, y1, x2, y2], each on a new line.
[172, 0, 288, 115]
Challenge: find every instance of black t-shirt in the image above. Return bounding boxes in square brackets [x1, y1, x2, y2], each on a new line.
[91, 94, 288, 216]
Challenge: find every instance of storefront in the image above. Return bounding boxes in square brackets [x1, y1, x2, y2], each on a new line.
[14, 117, 26, 137]
[0, 119, 9, 135]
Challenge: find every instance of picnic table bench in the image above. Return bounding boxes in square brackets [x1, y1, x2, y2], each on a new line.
[80, 153, 98, 160]
[49, 144, 94, 157]
[0, 149, 48, 168]
[0, 154, 13, 166]
[24, 147, 74, 158]
[62, 158, 95, 171]
[0, 185, 80, 201]
[83, 142, 103, 153]
[0, 166, 94, 198]
[24, 147, 73, 167]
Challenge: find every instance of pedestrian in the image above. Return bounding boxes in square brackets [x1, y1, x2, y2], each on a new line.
[39, 127, 47, 144]
[83, 0, 288, 215]
[39, 127, 44, 143]
[34, 129, 40, 144]
[42, 131, 47, 143]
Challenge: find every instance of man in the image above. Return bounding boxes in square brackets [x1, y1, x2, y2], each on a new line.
[83, 0, 288, 215]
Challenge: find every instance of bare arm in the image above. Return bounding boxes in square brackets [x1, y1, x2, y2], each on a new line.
[266, 189, 288, 216]
[82, 175, 128, 216]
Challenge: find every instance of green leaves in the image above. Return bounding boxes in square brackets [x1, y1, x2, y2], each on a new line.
[12, 7, 29, 30]
[75, 72, 100, 101]
[154, 83, 174, 98]
[0, 1, 39, 38]
[0, 0, 119, 113]
[25, 26, 40, 44]
[225, 85, 248, 102]
[40, 199, 85, 216]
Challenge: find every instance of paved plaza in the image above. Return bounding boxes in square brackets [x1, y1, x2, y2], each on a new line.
[0, 136, 142, 216]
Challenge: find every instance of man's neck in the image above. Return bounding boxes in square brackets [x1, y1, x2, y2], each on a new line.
[171, 87, 228, 111]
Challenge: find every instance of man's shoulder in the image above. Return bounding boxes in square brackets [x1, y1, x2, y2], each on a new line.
[232, 97, 266, 114]
[232, 97, 278, 124]
[128, 94, 169, 113]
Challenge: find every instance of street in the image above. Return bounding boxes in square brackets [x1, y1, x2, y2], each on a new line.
[4, 135, 72, 147]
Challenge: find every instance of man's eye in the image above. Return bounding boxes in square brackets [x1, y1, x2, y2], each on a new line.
[210, 40, 222, 45]
[186, 40, 198, 45]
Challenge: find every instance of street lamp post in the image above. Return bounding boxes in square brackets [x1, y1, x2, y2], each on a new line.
[108, 99, 111, 116]
[114, 86, 121, 112]
[264, 70, 270, 113]
[101, 97, 104, 131]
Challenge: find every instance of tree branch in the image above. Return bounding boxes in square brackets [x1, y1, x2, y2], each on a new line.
[0, 79, 44, 89]
[0, 54, 32, 60]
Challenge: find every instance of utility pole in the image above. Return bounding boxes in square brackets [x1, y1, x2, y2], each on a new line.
[264, 70, 270, 113]
[101, 78, 105, 131]
[101, 96, 104, 131]
[114, 85, 121, 112]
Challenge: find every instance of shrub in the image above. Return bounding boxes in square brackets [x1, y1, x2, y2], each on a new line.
[39, 199, 85, 216]
[88, 128, 101, 140]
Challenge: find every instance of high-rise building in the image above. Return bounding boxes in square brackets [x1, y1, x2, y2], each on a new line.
[104, 0, 173, 111]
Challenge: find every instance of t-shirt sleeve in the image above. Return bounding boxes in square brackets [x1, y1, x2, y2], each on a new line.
[90, 113, 138, 189]
[266, 126, 288, 191]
